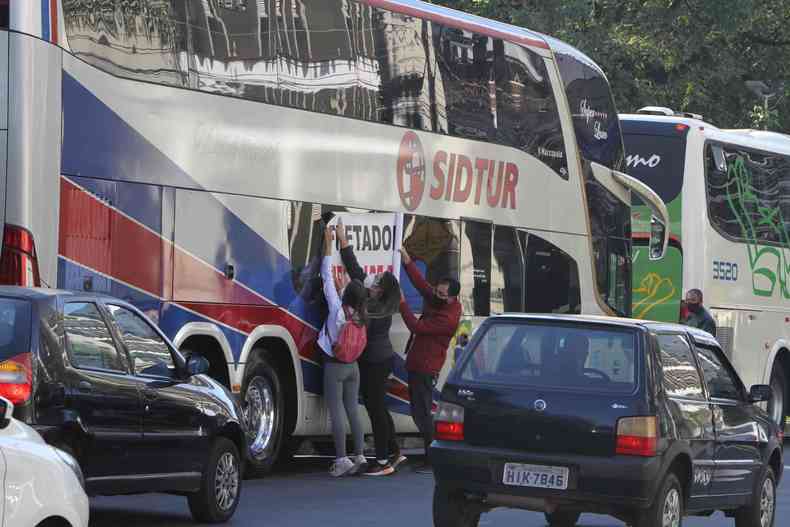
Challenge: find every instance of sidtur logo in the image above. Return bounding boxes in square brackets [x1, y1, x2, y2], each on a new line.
[396, 131, 426, 211]
[626, 154, 662, 169]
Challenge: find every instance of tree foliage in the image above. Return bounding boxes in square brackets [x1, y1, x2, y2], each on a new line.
[433, 0, 790, 131]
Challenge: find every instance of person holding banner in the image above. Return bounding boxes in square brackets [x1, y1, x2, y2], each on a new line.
[398, 248, 461, 474]
[318, 225, 368, 477]
[336, 220, 406, 476]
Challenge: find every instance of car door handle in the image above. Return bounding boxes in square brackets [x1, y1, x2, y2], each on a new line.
[78, 381, 93, 393]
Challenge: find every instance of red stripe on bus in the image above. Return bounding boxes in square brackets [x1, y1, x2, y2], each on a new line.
[357, 0, 549, 50]
[177, 301, 318, 359]
[59, 178, 165, 296]
[50, 0, 58, 43]
[172, 248, 269, 307]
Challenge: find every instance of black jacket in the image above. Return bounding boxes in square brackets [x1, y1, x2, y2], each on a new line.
[340, 246, 398, 363]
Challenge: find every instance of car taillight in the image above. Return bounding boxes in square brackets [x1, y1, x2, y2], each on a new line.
[0, 225, 40, 287]
[0, 352, 32, 405]
[616, 416, 658, 456]
[435, 401, 465, 441]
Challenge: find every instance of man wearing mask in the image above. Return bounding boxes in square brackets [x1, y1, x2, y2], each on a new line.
[681, 289, 717, 337]
[398, 248, 461, 473]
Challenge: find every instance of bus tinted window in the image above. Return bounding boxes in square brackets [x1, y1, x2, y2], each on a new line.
[554, 49, 623, 171]
[460, 220, 493, 317]
[624, 134, 686, 205]
[586, 166, 632, 316]
[706, 142, 790, 246]
[62, 0, 189, 87]
[492, 225, 524, 313]
[522, 232, 581, 314]
[402, 215, 460, 314]
[435, 28, 496, 140]
[495, 41, 567, 179]
[375, 11, 438, 131]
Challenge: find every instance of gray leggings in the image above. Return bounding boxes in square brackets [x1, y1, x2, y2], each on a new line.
[323, 361, 364, 459]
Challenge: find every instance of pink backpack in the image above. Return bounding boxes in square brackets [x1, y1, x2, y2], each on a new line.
[333, 307, 367, 363]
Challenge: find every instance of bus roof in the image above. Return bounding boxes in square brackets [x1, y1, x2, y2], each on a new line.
[359, 0, 549, 51]
[620, 112, 790, 156]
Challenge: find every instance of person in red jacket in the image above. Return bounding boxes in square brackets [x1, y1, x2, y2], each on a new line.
[398, 248, 461, 473]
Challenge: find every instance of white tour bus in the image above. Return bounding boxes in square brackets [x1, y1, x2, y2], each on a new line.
[624, 106, 790, 432]
[0, 0, 666, 471]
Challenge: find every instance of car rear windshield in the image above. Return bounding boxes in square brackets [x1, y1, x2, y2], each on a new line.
[460, 321, 638, 393]
[0, 297, 32, 361]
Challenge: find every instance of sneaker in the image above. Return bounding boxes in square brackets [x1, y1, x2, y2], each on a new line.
[389, 453, 407, 470]
[349, 455, 368, 476]
[329, 457, 355, 477]
[364, 462, 395, 476]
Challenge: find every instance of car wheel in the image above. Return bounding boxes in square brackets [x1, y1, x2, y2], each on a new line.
[637, 472, 683, 527]
[735, 467, 776, 527]
[545, 510, 581, 527]
[242, 356, 285, 476]
[187, 437, 242, 523]
[767, 367, 787, 430]
[433, 485, 481, 527]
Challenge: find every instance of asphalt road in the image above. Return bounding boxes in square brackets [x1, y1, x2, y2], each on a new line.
[89, 455, 790, 527]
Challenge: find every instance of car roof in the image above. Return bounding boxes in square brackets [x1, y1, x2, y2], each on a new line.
[488, 313, 719, 347]
[0, 286, 121, 303]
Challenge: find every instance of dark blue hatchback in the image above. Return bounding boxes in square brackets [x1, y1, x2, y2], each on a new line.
[431, 314, 783, 527]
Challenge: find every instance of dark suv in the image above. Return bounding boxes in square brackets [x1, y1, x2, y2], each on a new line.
[0, 287, 245, 523]
[432, 314, 783, 527]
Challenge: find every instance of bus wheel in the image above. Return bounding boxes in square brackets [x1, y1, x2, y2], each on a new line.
[768, 366, 787, 430]
[242, 355, 285, 476]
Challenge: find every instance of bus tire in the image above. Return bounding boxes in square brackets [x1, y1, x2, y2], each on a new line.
[768, 366, 787, 430]
[241, 355, 285, 477]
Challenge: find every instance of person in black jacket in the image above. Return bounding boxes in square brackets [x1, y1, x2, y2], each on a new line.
[336, 219, 406, 476]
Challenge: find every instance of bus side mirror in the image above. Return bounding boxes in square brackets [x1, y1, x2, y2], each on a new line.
[649, 216, 667, 260]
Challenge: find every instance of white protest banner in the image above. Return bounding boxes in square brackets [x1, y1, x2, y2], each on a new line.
[328, 213, 402, 282]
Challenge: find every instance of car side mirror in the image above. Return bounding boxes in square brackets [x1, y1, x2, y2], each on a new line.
[187, 355, 210, 377]
[0, 396, 14, 430]
[454, 334, 469, 364]
[749, 384, 772, 404]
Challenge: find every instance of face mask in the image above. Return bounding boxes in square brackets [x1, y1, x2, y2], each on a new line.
[687, 302, 701, 313]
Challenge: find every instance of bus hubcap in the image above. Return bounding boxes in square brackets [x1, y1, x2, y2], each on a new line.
[243, 377, 276, 460]
[769, 376, 784, 427]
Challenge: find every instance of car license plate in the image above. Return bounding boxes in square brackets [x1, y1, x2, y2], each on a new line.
[502, 463, 569, 490]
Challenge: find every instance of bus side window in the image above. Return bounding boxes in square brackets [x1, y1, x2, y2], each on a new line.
[434, 26, 496, 140]
[402, 215, 461, 314]
[460, 220, 493, 317]
[494, 41, 568, 180]
[521, 231, 581, 315]
[492, 225, 525, 314]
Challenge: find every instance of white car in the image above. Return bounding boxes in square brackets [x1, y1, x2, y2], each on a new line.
[0, 397, 89, 527]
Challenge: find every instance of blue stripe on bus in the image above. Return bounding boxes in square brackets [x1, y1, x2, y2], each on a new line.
[41, 0, 50, 42]
[61, 72, 197, 189]
[61, 72, 322, 329]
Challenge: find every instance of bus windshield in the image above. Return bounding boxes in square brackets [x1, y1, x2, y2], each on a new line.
[622, 131, 687, 206]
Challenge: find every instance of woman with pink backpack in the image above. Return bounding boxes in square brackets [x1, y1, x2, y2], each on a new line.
[318, 224, 369, 477]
